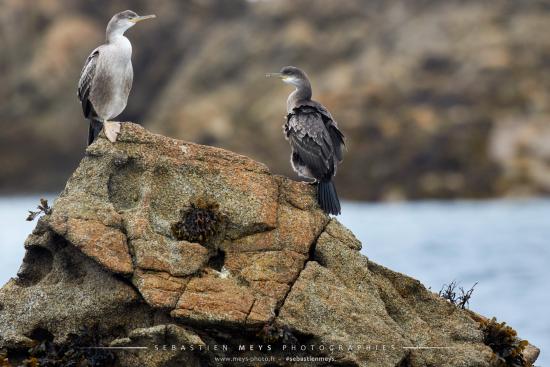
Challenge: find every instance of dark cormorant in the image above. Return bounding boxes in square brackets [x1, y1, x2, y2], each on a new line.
[77, 10, 155, 145]
[267, 66, 345, 215]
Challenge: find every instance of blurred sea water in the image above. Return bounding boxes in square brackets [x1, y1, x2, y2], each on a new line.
[1, 196, 548, 365]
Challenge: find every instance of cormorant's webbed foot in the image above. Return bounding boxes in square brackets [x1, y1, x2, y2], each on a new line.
[104, 121, 121, 143]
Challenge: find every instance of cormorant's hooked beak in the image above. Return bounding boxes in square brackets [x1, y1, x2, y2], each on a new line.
[265, 73, 283, 79]
[130, 14, 156, 23]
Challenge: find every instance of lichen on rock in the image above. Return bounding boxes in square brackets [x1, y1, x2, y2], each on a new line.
[0, 123, 540, 366]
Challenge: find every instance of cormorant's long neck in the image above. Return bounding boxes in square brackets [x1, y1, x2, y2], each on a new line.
[287, 79, 312, 112]
[106, 24, 129, 43]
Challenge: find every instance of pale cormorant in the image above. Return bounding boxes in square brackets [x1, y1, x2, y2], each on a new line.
[267, 66, 345, 215]
[77, 10, 155, 145]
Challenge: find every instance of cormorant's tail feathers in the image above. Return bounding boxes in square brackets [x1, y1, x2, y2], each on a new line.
[88, 120, 102, 146]
[317, 180, 341, 215]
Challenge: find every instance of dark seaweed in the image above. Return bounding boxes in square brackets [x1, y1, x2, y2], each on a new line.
[257, 322, 298, 345]
[438, 280, 477, 309]
[3, 326, 115, 367]
[480, 317, 532, 367]
[26, 198, 52, 222]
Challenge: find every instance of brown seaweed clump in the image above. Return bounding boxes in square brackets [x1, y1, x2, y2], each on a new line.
[480, 317, 532, 367]
[171, 198, 225, 246]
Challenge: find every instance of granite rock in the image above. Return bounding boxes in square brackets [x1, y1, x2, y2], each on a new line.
[0, 125, 539, 366]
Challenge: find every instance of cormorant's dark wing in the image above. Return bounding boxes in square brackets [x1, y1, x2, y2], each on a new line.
[286, 107, 335, 179]
[297, 101, 345, 162]
[77, 48, 99, 119]
[328, 123, 345, 162]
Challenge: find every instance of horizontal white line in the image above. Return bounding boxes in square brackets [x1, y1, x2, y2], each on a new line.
[403, 347, 456, 349]
[80, 347, 149, 350]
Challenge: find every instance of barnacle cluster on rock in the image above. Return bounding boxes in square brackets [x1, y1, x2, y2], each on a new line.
[480, 317, 532, 367]
[171, 198, 225, 246]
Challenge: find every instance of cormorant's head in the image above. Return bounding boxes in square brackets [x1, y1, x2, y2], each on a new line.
[266, 66, 310, 88]
[107, 10, 156, 38]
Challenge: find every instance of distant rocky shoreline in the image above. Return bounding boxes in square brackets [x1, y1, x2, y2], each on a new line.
[2, 0, 550, 200]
